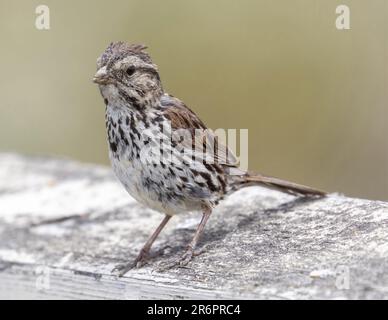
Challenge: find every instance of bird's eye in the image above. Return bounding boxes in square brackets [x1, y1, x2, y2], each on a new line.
[126, 67, 135, 76]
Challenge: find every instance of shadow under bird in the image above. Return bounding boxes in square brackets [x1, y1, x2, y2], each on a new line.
[93, 42, 326, 276]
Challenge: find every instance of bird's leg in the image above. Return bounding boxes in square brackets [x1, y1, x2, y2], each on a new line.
[133, 214, 172, 265]
[113, 214, 171, 276]
[178, 206, 212, 266]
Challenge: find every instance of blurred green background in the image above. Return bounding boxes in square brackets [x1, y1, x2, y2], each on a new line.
[0, 0, 386, 200]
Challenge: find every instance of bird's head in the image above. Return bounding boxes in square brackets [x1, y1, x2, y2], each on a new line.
[93, 42, 163, 108]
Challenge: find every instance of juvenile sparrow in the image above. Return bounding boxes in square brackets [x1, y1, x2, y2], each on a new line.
[93, 42, 325, 276]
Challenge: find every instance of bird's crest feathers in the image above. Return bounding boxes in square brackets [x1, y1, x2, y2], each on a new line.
[97, 41, 152, 69]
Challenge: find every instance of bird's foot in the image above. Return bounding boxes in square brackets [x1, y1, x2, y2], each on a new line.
[178, 247, 195, 266]
[158, 246, 205, 271]
[111, 250, 148, 277]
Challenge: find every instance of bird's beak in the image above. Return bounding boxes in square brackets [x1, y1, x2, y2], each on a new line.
[93, 66, 110, 85]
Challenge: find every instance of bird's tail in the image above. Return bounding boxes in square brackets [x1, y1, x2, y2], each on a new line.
[229, 171, 326, 197]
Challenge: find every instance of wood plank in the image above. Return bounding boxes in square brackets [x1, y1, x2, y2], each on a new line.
[0, 153, 387, 299]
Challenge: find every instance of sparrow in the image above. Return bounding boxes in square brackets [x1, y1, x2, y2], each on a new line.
[93, 42, 325, 276]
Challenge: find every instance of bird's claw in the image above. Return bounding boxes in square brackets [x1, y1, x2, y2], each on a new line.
[111, 263, 133, 277]
[111, 253, 148, 277]
[178, 248, 194, 266]
[158, 247, 203, 271]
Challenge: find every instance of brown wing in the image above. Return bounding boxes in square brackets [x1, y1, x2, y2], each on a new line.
[160, 94, 239, 167]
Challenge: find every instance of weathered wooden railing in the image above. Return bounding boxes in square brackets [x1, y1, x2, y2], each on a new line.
[0, 153, 387, 299]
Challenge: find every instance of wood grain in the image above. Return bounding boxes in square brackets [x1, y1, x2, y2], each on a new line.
[0, 153, 387, 299]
